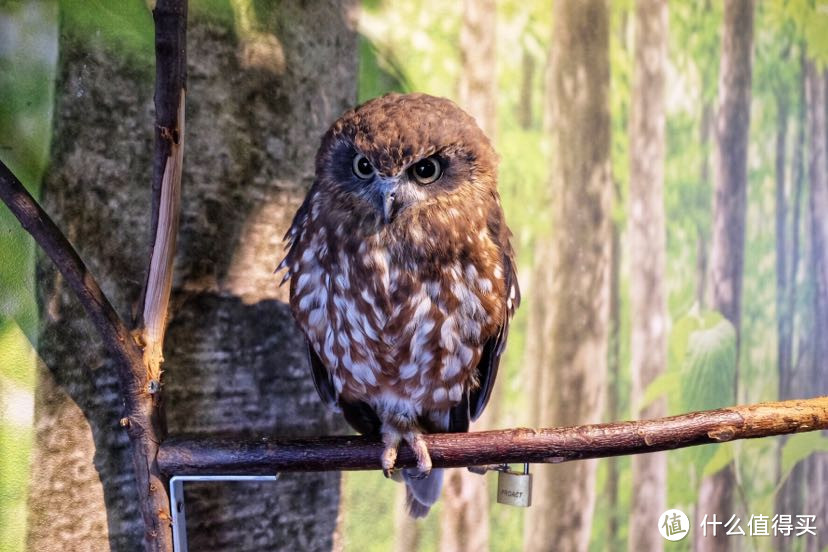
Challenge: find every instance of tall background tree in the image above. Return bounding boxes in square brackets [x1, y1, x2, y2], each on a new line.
[523, 1, 611, 550]
[804, 58, 828, 552]
[23, 1, 357, 549]
[697, 2, 754, 550]
[773, 45, 806, 552]
[438, 1, 496, 550]
[627, 0, 668, 550]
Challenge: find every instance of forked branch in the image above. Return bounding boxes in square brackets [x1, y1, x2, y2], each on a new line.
[0, 139, 173, 552]
[0, 161, 146, 398]
[157, 397, 828, 474]
[0, 0, 187, 550]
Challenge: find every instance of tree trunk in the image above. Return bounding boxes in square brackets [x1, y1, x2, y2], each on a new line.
[518, 49, 535, 130]
[697, 2, 754, 551]
[439, 468, 490, 552]
[775, 88, 791, 405]
[523, 1, 611, 551]
[439, 2, 497, 548]
[393, 484, 420, 552]
[628, 1, 668, 551]
[457, 0, 497, 139]
[605, 213, 621, 552]
[775, 49, 807, 552]
[803, 61, 828, 552]
[696, 102, 713, 307]
[524, 243, 551, 429]
[26, 3, 357, 550]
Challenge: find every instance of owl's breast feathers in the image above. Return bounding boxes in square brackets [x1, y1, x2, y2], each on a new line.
[282, 188, 518, 421]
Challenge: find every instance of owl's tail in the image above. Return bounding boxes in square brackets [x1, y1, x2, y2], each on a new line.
[402, 468, 444, 518]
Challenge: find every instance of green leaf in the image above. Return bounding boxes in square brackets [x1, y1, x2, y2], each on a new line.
[702, 442, 734, 477]
[639, 371, 680, 412]
[680, 313, 737, 413]
[668, 308, 702, 376]
[665, 311, 738, 473]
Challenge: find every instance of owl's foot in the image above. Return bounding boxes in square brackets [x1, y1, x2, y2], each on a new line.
[381, 431, 401, 478]
[403, 432, 432, 479]
[380, 429, 432, 479]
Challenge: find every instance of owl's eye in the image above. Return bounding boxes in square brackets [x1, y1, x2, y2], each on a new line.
[410, 157, 442, 185]
[352, 154, 375, 179]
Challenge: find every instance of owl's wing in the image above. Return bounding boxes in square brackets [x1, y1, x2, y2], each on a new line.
[307, 341, 383, 436]
[467, 203, 521, 423]
[277, 187, 314, 283]
[306, 343, 337, 407]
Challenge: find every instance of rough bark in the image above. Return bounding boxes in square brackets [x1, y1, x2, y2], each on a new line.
[628, 1, 668, 551]
[26, 3, 358, 550]
[523, 1, 612, 551]
[439, 2, 498, 548]
[804, 62, 828, 552]
[697, 3, 754, 551]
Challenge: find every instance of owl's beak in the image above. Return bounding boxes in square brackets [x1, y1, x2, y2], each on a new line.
[377, 178, 401, 224]
[382, 189, 396, 224]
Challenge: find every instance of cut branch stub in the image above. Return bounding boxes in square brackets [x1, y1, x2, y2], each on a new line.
[157, 397, 828, 475]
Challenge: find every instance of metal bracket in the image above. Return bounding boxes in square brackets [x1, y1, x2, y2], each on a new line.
[169, 474, 279, 552]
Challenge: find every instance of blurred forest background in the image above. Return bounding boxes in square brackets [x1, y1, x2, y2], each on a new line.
[1, 0, 828, 551]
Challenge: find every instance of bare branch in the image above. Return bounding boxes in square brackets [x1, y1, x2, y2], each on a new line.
[158, 397, 828, 474]
[0, 160, 145, 398]
[0, 144, 174, 551]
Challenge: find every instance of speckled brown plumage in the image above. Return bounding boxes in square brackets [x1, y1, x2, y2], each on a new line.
[279, 92, 519, 517]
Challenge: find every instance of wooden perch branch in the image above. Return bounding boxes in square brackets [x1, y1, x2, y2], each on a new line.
[158, 397, 828, 474]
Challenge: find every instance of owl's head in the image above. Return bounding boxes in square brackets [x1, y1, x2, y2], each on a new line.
[313, 93, 498, 227]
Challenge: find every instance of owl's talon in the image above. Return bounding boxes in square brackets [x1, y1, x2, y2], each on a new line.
[381, 430, 401, 476]
[384, 468, 405, 482]
[381, 447, 398, 473]
[407, 433, 432, 478]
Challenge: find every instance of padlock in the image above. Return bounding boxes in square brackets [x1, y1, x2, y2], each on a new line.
[496, 463, 532, 507]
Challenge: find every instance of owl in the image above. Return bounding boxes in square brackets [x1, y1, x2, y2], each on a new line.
[278, 93, 519, 517]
